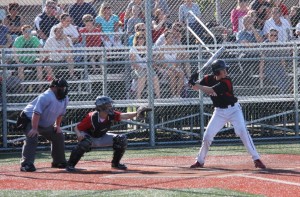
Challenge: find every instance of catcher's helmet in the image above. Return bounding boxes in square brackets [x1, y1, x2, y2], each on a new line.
[211, 59, 229, 75]
[95, 96, 114, 114]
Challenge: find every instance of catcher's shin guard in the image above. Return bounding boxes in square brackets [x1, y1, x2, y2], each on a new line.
[111, 135, 127, 169]
[67, 137, 92, 167]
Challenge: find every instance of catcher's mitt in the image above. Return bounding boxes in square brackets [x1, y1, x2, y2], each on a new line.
[188, 72, 199, 86]
[136, 106, 152, 119]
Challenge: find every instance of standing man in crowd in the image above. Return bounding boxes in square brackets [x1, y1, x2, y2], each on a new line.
[188, 59, 266, 169]
[69, 0, 97, 28]
[17, 78, 69, 172]
[34, 0, 60, 44]
[66, 96, 151, 172]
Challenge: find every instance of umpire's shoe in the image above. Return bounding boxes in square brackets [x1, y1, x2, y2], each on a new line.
[190, 161, 204, 168]
[20, 163, 36, 172]
[65, 165, 76, 172]
[111, 163, 127, 170]
[51, 162, 67, 169]
[254, 159, 266, 169]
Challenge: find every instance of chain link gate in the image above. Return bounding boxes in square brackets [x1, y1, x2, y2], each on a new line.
[1, 0, 300, 149]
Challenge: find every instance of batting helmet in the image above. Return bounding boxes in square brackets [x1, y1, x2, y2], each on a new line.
[95, 96, 114, 113]
[211, 59, 229, 75]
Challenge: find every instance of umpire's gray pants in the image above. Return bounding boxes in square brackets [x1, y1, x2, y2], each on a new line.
[21, 123, 66, 166]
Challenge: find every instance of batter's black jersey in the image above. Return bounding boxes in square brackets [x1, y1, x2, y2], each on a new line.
[199, 75, 238, 108]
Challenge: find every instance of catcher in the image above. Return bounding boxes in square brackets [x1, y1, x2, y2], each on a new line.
[66, 96, 151, 172]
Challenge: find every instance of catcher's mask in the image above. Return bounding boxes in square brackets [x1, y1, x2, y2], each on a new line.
[211, 59, 229, 75]
[95, 96, 114, 115]
[50, 77, 68, 100]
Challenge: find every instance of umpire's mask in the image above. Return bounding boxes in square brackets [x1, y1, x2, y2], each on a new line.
[50, 78, 69, 100]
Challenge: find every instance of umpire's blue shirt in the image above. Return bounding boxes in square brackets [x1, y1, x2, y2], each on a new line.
[23, 89, 69, 127]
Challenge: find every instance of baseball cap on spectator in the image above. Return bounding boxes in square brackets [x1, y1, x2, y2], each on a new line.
[8, 3, 19, 11]
[46, 0, 56, 7]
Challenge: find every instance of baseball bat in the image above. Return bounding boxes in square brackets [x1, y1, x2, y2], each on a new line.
[199, 46, 226, 72]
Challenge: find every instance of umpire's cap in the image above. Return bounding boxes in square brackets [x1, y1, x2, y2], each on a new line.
[49, 77, 68, 88]
[95, 96, 113, 107]
[211, 59, 229, 75]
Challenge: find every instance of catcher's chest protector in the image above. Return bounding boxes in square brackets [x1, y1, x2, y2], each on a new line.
[88, 111, 114, 138]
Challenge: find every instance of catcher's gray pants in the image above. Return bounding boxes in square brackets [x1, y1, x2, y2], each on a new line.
[21, 123, 66, 166]
[82, 132, 116, 147]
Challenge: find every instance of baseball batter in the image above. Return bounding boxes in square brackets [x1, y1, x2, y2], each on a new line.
[66, 96, 152, 172]
[188, 59, 266, 169]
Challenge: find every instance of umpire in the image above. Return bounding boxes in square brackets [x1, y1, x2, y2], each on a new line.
[17, 77, 69, 172]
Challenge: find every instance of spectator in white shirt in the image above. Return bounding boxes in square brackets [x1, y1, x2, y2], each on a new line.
[50, 13, 80, 44]
[263, 7, 292, 42]
[43, 26, 75, 79]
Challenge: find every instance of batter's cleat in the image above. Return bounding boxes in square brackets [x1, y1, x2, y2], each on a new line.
[65, 165, 76, 172]
[254, 159, 266, 169]
[51, 162, 67, 169]
[20, 163, 36, 172]
[190, 161, 204, 168]
[111, 163, 127, 170]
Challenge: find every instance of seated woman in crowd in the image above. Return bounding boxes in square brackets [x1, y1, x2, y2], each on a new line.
[129, 32, 161, 99]
[42, 26, 75, 80]
[152, 8, 170, 43]
[4, 3, 24, 41]
[156, 30, 185, 98]
[95, 2, 122, 47]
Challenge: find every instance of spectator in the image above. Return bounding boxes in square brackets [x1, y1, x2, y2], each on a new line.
[259, 28, 292, 94]
[127, 22, 145, 46]
[42, 0, 64, 19]
[50, 13, 80, 44]
[95, 2, 122, 47]
[230, 0, 249, 33]
[268, 0, 288, 18]
[250, 0, 272, 30]
[237, 15, 263, 75]
[289, 6, 300, 37]
[155, 22, 183, 46]
[263, 7, 292, 42]
[179, 0, 202, 44]
[124, 0, 144, 30]
[43, 26, 75, 80]
[79, 14, 102, 47]
[79, 14, 103, 73]
[0, 19, 13, 48]
[239, 9, 257, 31]
[129, 32, 161, 99]
[13, 25, 44, 81]
[34, 0, 60, 44]
[152, 8, 169, 43]
[127, 5, 144, 36]
[157, 30, 185, 98]
[152, 0, 170, 17]
[69, 0, 96, 28]
[3, 3, 24, 41]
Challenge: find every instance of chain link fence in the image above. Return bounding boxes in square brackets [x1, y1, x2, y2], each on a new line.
[1, 0, 300, 149]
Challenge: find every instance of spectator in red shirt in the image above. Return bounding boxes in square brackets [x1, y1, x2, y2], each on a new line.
[230, 0, 249, 33]
[66, 96, 150, 172]
[268, 0, 288, 18]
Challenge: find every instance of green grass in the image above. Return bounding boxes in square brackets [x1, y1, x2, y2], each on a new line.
[0, 143, 299, 166]
[0, 188, 263, 197]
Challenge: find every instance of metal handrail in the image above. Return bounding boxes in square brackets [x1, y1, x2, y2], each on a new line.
[186, 10, 217, 52]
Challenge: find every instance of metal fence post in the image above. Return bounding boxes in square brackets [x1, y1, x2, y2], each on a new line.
[198, 46, 205, 136]
[145, 0, 155, 147]
[293, 44, 299, 136]
[102, 48, 107, 96]
[1, 49, 8, 148]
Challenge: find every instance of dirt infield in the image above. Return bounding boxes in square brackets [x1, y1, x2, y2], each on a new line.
[0, 154, 299, 196]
